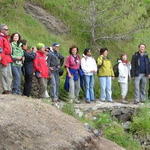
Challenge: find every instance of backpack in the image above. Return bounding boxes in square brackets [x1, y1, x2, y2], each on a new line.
[113, 63, 119, 77]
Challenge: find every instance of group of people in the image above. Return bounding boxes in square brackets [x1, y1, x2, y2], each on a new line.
[0, 24, 150, 104]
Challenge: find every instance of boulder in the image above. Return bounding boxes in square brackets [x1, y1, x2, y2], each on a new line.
[0, 94, 124, 150]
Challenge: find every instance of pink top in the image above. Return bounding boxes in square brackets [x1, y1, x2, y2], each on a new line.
[65, 55, 80, 70]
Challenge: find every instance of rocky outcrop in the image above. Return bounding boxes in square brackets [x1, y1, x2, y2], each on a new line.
[0, 95, 124, 150]
[24, 2, 69, 35]
[75, 101, 145, 122]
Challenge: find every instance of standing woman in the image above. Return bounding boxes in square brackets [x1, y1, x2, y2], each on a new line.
[81, 48, 97, 103]
[97, 48, 114, 102]
[118, 54, 131, 103]
[10, 33, 24, 95]
[65, 45, 81, 103]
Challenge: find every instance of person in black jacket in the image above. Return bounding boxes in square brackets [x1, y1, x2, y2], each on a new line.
[131, 44, 150, 104]
[22, 40, 36, 97]
[47, 43, 64, 102]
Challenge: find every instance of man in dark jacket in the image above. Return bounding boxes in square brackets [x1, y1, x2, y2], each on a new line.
[0, 24, 12, 94]
[131, 44, 150, 104]
[47, 43, 64, 102]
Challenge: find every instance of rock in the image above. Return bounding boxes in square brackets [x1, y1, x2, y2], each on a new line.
[0, 94, 125, 150]
[24, 2, 69, 35]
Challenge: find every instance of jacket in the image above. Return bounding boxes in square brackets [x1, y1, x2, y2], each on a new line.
[131, 52, 150, 77]
[97, 55, 114, 77]
[23, 50, 36, 75]
[11, 42, 24, 66]
[118, 60, 131, 83]
[33, 51, 49, 78]
[47, 50, 64, 72]
[0, 33, 12, 66]
[81, 56, 97, 75]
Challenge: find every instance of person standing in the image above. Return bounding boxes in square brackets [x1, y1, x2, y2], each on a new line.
[0, 24, 13, 94]
[22, 40, 36, 97]
[97, 48, 114, 102]
[34, 43, 50, 98]
[118, 54, 131, 103]
[10, 33, 24, 95]
[81, 48, 97, 103]
[131, 44, 150, 104]
[47, 43, 64, 102]
[64, 45, 81, 103]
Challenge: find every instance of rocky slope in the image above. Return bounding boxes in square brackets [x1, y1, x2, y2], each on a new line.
[0, 94, 124, 150]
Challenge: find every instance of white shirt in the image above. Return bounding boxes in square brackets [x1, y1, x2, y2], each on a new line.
[118, 60, 131, 83]
[81, 56, 97, 75]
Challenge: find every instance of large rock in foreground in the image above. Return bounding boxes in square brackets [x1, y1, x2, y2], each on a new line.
[0, 95, 124, 150]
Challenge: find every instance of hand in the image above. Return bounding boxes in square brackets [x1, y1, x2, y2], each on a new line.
[148, 75, 150, 79]
[49, 67, 54, 71]
[68, 73, 72, 78]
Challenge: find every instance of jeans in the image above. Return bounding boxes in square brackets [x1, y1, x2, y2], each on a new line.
[85, 75, 95, 101]
[0, 63, 12, 92]
[12, 65, 22, 94]
[134, 73, 147, 102]
[23, 73, 33, 97]
[99, 77, 112, 101]
[50, 71, 59, 100]
[69, 76, 80, 100]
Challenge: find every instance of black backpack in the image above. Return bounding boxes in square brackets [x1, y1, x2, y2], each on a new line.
[113, 63, 119, 77]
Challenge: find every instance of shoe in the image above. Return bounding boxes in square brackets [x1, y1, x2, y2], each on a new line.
[140, 100, 145, 103]
[108, 100, 114, 103]
[121, 100, 128, 104]
[74, 99, 80, 104]
[100, 99, 105, 102]
[134, 101, 139, 104]
[85, 100, 91, 104]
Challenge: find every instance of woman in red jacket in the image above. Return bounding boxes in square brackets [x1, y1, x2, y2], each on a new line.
[33, 43, 50, 98]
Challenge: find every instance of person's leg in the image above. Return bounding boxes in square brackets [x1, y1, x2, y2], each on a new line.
[0, 64, 9, 92]
[106, 77, 112, 102]
[50, 73, 57, 100]
[6, 63, 12, 92]
[134, 75, 141, 102]
[16, 66, 22, 94]
[140, 74, 147, 102]
[99, 77, 106, 101]
[69, 76, 75, 100]
[120, 82, 128, 99]
[89, 75, 95, 101]
[85, 75, 90, 101]
[75, 77, 80, 100]
[38, 78, 46, 98]
[12, 66, 20, 94]
[55, 72, 60, 100]
[23, 73, 33, 97]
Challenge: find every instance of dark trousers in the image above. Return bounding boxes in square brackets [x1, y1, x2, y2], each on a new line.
[23, 73, 33, 97]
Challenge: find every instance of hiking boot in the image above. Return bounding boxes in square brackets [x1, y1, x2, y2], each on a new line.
[74, 99, 80, 104]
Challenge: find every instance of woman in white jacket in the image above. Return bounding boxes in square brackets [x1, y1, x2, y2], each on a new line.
[118, 54, 131, 103]
[81, 48, 97, 103]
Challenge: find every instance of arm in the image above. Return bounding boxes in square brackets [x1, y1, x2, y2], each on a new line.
[131, 55, 136, 77]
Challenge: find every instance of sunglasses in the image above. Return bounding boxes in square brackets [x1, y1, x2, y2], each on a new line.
[3, 28, 9, 31]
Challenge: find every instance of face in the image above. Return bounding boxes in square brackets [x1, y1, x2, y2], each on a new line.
[71, 48, 78, 55]
[1, 25, 9, 35]
[86, 50, 92, 56]
[22, 44, 28, 51]
[40, 47, 45, 53]
[103, 50, 108, 57]
[45, 48, 49, 55]
[53, 46, 59, 51]
[122, 55, 127, 61]
[13, 34, 19, 42]
[139, 44, 145, 53]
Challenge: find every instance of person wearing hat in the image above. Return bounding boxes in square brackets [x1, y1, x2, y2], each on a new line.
[33, 43, 50, 98]
[0, 24, 13, 94]
[47, 42, 64, 102]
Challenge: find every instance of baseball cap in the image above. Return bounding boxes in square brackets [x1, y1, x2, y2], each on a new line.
[52, 42, 60, 47]
[36, 43, 45, 50]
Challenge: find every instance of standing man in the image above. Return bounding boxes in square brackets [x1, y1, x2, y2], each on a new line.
[47, 43, 64, 102]
[0, 24, 12, 94]
[131, 44, 150, 104]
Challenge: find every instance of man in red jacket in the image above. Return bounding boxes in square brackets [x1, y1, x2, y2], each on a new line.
[0, 24, 13, 94]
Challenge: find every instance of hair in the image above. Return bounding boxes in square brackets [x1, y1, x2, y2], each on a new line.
[83, 48, 91, 55]
[138, 43, 146, 48]
[100, 48, 108, 55]
[120, 54, 127, 60]
[0, 24, 7, 31]
[69, 45, 79, 54]
[10, 32, 22, 46]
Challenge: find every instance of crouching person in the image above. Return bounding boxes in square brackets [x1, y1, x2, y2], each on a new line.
[33, 43, 50, 98]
